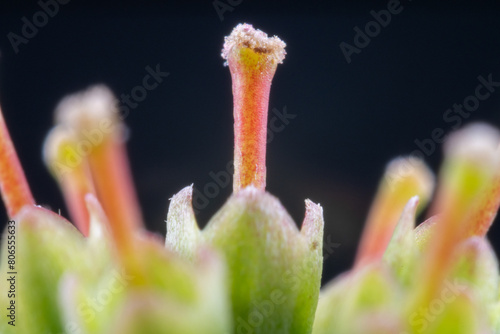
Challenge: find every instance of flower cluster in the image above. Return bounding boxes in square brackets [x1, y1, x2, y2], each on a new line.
[0, 23, 499, 334]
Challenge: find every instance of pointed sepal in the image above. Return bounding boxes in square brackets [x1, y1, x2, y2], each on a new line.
[202, 186, 323, 334]
[165, 185, 201, 260]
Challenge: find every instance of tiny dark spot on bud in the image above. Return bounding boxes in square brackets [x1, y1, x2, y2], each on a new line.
[311, 240, 319, 251]
[253, 47, 271, 54]
[240, 41, 271, 54]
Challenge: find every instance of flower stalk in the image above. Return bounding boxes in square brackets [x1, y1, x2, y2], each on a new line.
[0, 107, 35, 217]
[222, 23, 286, 192]
[355, 157, 434, 268]
[43, 126, 96, 236]
[46, 86, 146, 281]
[412, 124, 500, 310]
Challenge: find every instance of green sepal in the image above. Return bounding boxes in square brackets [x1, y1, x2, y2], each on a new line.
[173, 186, 325, 334]
[0, 206, 88, 334]
[165, 185, 200, 260]
[313, 264, 402, 334]
[383, 196, 419, 286]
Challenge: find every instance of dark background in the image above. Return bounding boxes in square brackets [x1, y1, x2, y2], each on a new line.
[0, 0, 500, 284]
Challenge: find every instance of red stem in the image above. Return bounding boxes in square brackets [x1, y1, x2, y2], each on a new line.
[230, 59, 273, 192]
[0, 108, 35, 216]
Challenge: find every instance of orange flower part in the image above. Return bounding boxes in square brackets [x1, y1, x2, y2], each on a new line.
[355, 157, 434, 269]
[43, 125, 96, 236]
[466, 149, 500, 237]
[0, 107, 35, 217]
[222, 23, 286, 192]
[54, 86, 144, 260]
[414, 123, 499, 308]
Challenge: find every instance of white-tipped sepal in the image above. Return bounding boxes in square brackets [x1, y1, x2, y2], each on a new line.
[166, 185, 201, 260]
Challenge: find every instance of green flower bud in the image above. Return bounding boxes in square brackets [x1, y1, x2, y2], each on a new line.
[167, 185, 324, 334]
[0, 206, 89, 334]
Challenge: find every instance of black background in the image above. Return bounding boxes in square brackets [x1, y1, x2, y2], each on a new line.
[0, 0, 500, 284]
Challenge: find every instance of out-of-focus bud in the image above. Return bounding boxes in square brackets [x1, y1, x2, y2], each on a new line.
[313, 265, 403, 334]
[43, 125, 96, 236]
[0, 206, 88, 334]
[355, 157, 434, 268]
[382, 196, 420, 286]
[414, 123, 500, 310]
[58, 245, 232, 334]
